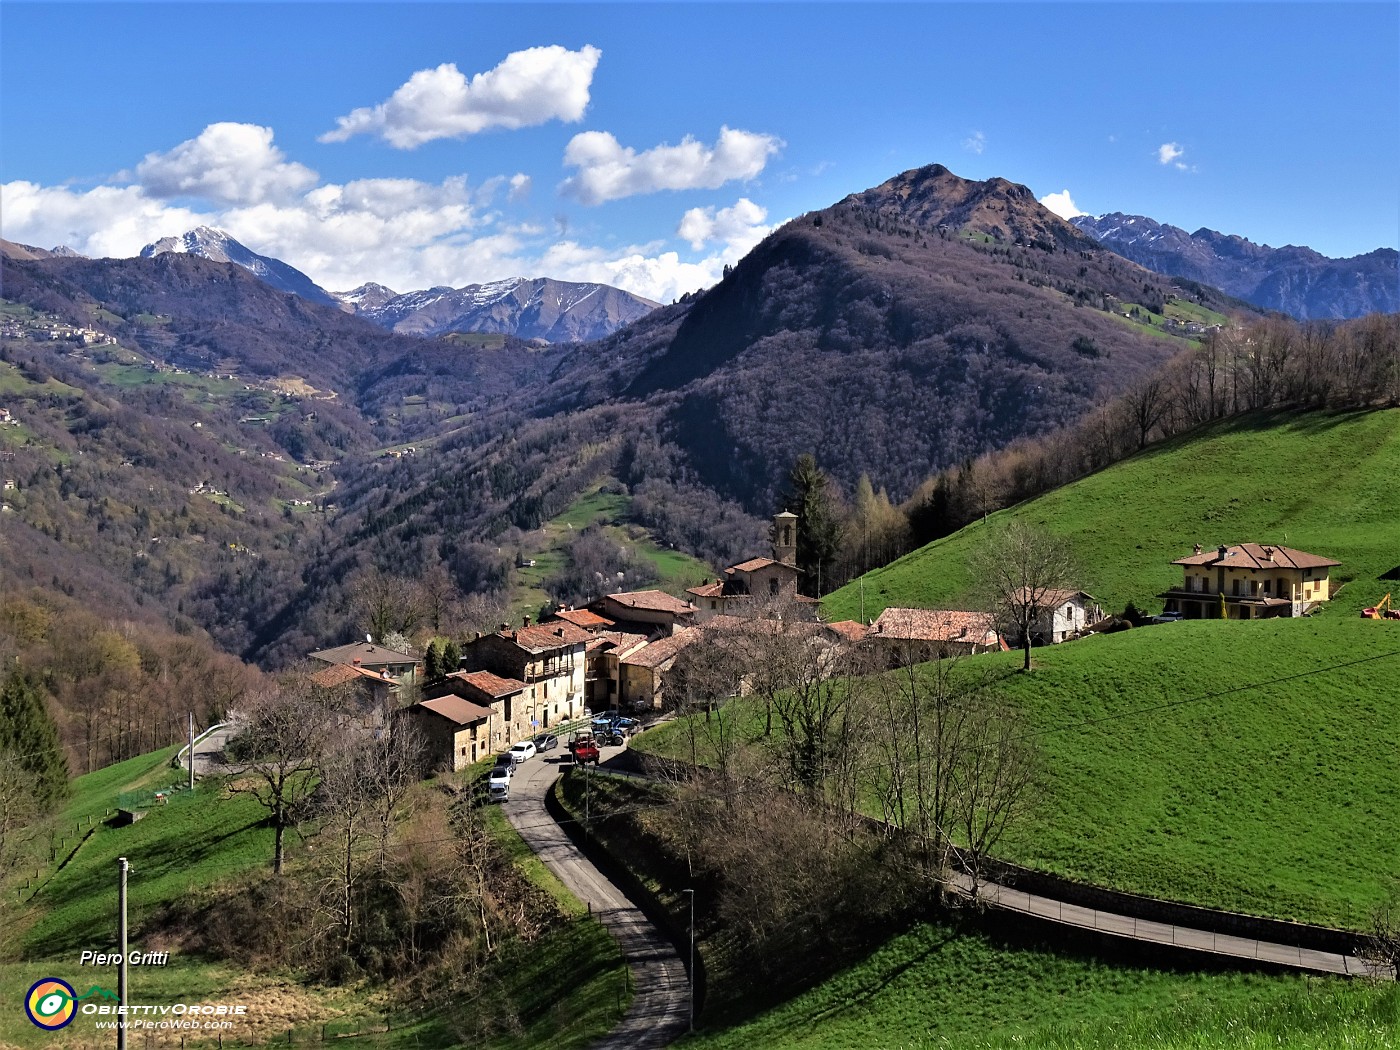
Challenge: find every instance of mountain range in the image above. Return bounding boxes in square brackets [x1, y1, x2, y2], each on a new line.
[1071, 213, 1398, 320]
[2, 161, 1374, 669]
[338, 276, 660, 344]
[139, 228, 657, 343]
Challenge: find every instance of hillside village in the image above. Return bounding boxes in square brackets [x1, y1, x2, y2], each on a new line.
[300, 507, 1345, 775]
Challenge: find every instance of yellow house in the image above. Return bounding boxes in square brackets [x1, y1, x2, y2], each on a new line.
[1160, 543, 1340, 620]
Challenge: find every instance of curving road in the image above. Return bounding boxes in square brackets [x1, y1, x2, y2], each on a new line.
[505, 748, 691, 1048]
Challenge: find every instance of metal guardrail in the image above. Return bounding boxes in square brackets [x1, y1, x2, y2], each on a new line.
[171, 721, 232, 768]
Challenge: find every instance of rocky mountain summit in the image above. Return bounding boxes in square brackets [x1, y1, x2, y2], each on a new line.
[140, 227, 340, 307]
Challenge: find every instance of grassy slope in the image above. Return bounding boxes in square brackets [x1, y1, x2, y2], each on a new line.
[824, 407, 1400, 622]
[689, 922, 1400, 1050]
[636, 612, 1400, 929]
[0, 751, 627, 1049]
[986, 615, 1400, 927]
[640, 411, 1400, 927]
[508, 478, 715, 621]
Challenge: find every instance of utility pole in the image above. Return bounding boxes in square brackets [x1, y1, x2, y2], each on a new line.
[117, 857, 128, 1050]
[187, 712, 195, 792]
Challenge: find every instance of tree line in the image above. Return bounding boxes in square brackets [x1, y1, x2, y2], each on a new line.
[781, 312, 1398, 596]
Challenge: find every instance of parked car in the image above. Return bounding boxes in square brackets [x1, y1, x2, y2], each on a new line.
[509, 740, 537, 764]
[487, 765, 512, 796]
[493, 753, 515, 775]
[533, 733, 560, 753]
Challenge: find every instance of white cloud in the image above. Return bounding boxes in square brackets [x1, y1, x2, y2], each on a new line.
[2, 118, 761, 302]
[1039, 189, 1084, 220]
[136, 123, 317, 206]
[536, 240, 724, 303]
[962, 131, 986, 155]
[677, 198, 772, 254]
[1157, 142, 1184, 165]
[0, 180, 215, 258]
[320, 45, 601, 148]
[561, 126, 783, 205]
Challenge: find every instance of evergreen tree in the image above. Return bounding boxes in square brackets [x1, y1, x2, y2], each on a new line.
[440, 639, 461, 676]
[0, 668, 69, 809]
[785, 454, 844, 597]
[423, 641, 443, 684]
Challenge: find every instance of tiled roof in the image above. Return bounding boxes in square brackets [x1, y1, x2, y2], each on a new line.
[686, 581, 725, 599]
[826, 620, 870, 642]
[309, 641, 419, 668]
[309, 663, 361, 688]
[870, 608, 999, 645]
[701, 615, 831, 641]
[494, 620, 592, 653]
[588, 631, 651, 658]
[311, 663, 396, 688]
[446, 669, 526, 697]
[1011, 587, 1097, 608]
[728, 560, 784, 576]
[1172, 543, 1340, 571]
[600, 590, 696, 614]
[551, 608, 614, 630]
[620, 628, 700, 669]
[416, 695, 494, 726]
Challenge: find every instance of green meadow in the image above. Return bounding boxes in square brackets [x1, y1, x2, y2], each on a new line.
[824, 408, 1400, 622]
[1, 749, 626, 1048]
[687, 921, 1400, 1050]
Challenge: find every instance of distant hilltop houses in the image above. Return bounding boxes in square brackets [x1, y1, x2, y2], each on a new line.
[0, 314, 115, 346]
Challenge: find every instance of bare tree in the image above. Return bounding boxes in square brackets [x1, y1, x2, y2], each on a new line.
[949, 700, 1038, 895]
[230, 673, 337, 875]
[0, 750, 41, 874]
[972, 522, 1077, 672]
[347, 567, 422, 643]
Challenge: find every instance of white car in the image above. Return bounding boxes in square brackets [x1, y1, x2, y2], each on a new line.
[488, 764, 512, 790]
[509, 740, 537, 763]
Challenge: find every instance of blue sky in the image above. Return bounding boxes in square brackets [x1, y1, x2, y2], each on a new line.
[3, 2, 1396, 302]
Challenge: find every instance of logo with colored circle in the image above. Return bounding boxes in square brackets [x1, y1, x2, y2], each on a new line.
[25, 978, 77, 1030]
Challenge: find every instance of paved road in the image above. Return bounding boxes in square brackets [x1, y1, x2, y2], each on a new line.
[506, 748, 691, 1048]
[189, 723, 242, 777]
[950, 871, 1390, 978]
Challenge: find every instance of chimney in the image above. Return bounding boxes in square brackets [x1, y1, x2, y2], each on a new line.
[475, 631, 483, 641]
[352, 658, 361, 666]
[1193, 543, 1203, 555]
[1264, 546, 1274, 562]
[500, 623, 509, 632]
[523, 615, 531, 628]
[1217, 545, 1228, 560]
[555, 627, 564, 637]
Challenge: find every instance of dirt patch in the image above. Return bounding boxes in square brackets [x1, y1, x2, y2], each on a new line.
[268, 376, 322, 398]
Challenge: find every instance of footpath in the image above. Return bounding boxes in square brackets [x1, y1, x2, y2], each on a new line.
[949, 871, 1388, 978]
